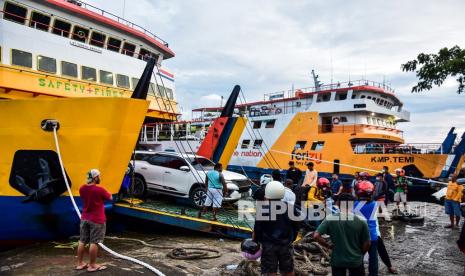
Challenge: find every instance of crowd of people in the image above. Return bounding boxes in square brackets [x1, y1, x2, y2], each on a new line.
[74, 162, 465, 275]
[249, 162, 465, 276]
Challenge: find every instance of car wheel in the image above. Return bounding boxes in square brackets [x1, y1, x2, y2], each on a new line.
[189, 186, 206, 208]
[132, 175, 147, 199]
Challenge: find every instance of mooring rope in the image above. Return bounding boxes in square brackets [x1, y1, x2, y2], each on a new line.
[270, 149, 449, 186]
[52, 125, 165, 275]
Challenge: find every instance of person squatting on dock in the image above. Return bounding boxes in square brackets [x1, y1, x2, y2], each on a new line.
[199, 163, 228, 221]
[253, 181, 300, 276]
[76, 169, 112, 272]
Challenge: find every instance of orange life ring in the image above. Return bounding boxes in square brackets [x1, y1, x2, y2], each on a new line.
[332, 117, 340, 124]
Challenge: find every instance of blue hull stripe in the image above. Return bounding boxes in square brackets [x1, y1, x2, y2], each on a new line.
[0, 195, 112, 242]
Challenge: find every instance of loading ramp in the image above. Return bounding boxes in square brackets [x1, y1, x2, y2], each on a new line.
[113, 198, 253, 239]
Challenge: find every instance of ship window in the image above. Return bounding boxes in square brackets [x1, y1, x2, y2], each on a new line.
[265, 119, 276, 128]
[138, 48, 152, 60]
[116, 74, 130, 88]
[253, 139, 263, 149]
[11, 49, 32, 68]
[311, 141, 325, 151]
[81, 66, 96, 82]
[253, 121, 262, 129]
[335, 92, 347, 101]
[29, 11, 50, 31]
[148, 82, 158, 96]
[377, 118, 382, 125]
[37, 55, 56, 73]
[340, 116, 348, 122]
[72, 26, 89, 42]
[132, 78, 140, 90]
[295, 141, 307, 150]
[367, 117, 371, 124]
[351, 94, 357, 99]
[165, 88, 173, 99]
[122, 42, 136, 56]
[367, 96, 372, 99]
[317, 93, 331, 102]
[61, 61, 77, 77]
[99, 70, 113, 85]
[361, 95, 366, 99]
[241, 139, 251, 149]
[107, 37, 122, 52]
[157, 85, 167, 98]
[3, 2, 27, 24]
[90, 31, 106, 48]
[52, 19, 71, 37]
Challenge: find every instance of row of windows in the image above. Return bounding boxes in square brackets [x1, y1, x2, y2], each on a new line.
[360, 94, 394, 109]
[8, 48, 174, 99]
[366, 117, 396, 128]
[294, 141, 325, 151]
[252, 119, 276, 129]
[309, 91, 394, 112]
[240, 139, 263, 149]
[238, 139, 326, 151]
[3, 1, 159, 61]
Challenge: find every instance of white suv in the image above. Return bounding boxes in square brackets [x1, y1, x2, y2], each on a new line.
[132, 151, 251, 207]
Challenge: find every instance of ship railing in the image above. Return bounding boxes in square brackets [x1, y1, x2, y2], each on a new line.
[67, 0, 169, 47]
[140, 122, 208, 143]
[319, 124, 403, 137]
[263, 79, 395, 101]
[352, 143, 443, 155]
[0, 9, 164, 60]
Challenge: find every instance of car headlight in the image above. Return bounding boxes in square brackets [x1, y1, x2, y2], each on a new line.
[226, 182, 239, 191]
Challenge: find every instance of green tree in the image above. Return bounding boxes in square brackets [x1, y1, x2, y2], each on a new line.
[401, 46, 465, 93]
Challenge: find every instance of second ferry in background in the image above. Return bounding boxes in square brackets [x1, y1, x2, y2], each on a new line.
[145, 71, 465, 189]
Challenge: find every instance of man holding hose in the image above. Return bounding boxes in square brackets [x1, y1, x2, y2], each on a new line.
[76, 169, 112, 272]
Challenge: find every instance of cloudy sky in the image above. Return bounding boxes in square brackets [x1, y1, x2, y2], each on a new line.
[89, 0, 465, 143]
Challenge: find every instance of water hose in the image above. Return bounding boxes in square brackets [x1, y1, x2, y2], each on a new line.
[51, 124, 165, 275]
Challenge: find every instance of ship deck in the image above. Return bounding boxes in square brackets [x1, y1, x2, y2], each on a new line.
[113, 198, 253, 239]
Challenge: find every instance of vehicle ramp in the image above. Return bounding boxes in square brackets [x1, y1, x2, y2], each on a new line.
[113, 198, 253, 239]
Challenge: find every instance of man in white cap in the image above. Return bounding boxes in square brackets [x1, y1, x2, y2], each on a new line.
[76, 169, 112, 272]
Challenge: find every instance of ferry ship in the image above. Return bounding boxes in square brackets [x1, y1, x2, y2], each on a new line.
[0, 0, 178, 121]
[0, 0, 178, 244]
[185, 73, 465, 188]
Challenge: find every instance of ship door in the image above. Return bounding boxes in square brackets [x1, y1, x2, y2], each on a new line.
[322, 116, 333, 132]
[333, 159, 340, 174]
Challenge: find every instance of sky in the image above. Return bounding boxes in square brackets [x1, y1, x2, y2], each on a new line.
[88, 0, 465, 143]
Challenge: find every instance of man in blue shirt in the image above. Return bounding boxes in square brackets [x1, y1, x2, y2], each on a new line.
[354, 181, 379, 276]
[200, 163, 228, 221]
[331, 174, 342, 196]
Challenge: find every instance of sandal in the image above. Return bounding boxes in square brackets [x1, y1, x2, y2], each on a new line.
[75, 263, 88, 270]
[87, 265, 107, 272]
[388, 267, 398, 274]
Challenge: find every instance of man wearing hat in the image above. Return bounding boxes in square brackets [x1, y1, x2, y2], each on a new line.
[76, 169, 112, 272]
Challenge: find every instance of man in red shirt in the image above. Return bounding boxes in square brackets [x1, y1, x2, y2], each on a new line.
[76, 169, 112, 272]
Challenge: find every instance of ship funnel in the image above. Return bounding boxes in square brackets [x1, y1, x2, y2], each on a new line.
[220, 85, 241, 117]
[131, 57, 156, 100]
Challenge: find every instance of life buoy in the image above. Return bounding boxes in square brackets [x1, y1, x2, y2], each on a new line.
[332, 117, 340, 125]
[275, 108, 282, 114]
